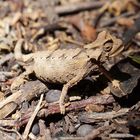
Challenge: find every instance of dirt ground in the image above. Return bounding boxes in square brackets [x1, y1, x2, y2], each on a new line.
[0, 0, 140, 139]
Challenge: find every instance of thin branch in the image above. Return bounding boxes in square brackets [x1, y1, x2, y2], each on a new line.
[39, 94, 115, 117]
[84, 124, 113, 140]
[79, 108, 129, 123]
[109, 133, 135, 138]
[15, 94, 115, 128]
[55, 1, 105, 15]
[100, 12, 134, 27]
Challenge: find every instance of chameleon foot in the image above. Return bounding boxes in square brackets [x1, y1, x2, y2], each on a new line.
[112, 80, 121, 88]
[111, 80, 126, 97]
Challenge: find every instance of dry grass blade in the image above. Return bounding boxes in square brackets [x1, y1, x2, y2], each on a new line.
[22, 94, 44, 139]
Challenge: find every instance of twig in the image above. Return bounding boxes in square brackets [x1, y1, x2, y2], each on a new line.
[38, 120, 52, 140]
[22, 94, 44, 139]
[0, 126, 23, 140]
[55, 1, 105, 15]
[79, 108, 129, 123]
[109, 133, 135, 138]
[100, 12, 134, 27]
[0, 130, 15, 140]
[123, 16, 140, 47]
[57, 137, 83, 140]
[31, 23, 66, 41]
[0, 71, 14, 77]
[84, 124, 113, 140]
[39, 94, 115, 117]
[0, 119, 16, 127]
[0, 80, 48, 119]
[15, 94, 115, 128]
[0, 53, 14, 65]
[0, 71, 15, 82]
[130, 100, 140, 111]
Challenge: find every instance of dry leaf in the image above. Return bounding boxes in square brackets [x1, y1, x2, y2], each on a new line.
[80, 22, 97, 42]
[85, 104, 104, 113]
[117, 17, 134, 27]
[110, 59, 140, 97]
[66, 15, 97, 42]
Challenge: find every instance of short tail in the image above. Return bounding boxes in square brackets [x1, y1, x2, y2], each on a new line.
[14, 39, 33, 62]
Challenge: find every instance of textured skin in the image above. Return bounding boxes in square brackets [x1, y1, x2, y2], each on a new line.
[12, 31, 123, 114]
[33, 49, 94, 83]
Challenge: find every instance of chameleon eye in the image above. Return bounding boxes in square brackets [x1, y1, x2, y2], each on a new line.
[103, 40, 113, 52]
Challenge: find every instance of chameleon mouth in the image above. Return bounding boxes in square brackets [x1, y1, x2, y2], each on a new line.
[109, 45, 124, 57]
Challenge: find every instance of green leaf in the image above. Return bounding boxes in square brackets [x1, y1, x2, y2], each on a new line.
[129, 55, 140, 64]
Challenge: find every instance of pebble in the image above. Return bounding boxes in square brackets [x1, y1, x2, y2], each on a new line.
[76, 124, 93, 136]
[45, 90, 61, 103]
[54, 128, 67, 138]
[31, 123, 40, 136]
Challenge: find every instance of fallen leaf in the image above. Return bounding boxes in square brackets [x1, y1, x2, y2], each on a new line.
[110, 58, 140, 97]
[80, 22, 97, 42]
[66, 15, 97, 42]
[117, 17, 134, 27]
[85, 104, 104, 113]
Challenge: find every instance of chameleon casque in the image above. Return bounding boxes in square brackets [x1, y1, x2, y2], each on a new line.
[11, 31, 124, 114]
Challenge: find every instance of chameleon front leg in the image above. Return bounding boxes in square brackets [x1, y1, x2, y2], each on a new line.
[93, 60, 125, 97]
[96, 62, 126, 97]
[96, 62, 118, 85]
[59, 71, 86, 114]
[11, 67, 33, 92]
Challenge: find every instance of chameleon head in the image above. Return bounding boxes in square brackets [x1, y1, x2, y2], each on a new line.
[84, 31, 124, 62]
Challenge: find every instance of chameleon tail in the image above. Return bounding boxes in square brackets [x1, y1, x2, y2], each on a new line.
[14, 39, 33, 62]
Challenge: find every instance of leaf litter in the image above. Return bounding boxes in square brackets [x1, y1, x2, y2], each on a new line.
[0, 0, 140, 139]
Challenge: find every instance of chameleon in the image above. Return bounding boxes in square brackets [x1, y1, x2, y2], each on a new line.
[11, 31, 124, 114]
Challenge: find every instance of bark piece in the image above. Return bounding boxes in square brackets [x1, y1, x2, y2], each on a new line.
[0, 80, 48, 119]
[79, 108, 129, 123]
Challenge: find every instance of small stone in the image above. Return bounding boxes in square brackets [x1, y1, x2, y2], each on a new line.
[77, 124, 93, 136]
[45, 90, 61, 103]
[31, 123, 40, 136]
[54, 128, 66, 137]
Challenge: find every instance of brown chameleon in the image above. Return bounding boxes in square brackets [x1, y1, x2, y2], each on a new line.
[11, 31, 124, 114]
